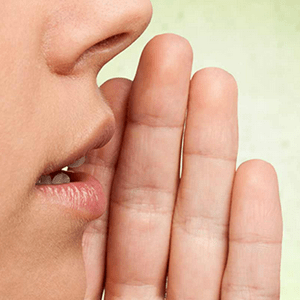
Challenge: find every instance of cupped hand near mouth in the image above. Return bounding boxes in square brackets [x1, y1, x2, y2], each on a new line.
[79, 33, 283, 300]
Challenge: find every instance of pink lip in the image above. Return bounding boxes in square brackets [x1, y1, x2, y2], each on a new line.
[34, 171, 107, 220]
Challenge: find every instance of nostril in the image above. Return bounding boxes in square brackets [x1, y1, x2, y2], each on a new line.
[88, 33, 128, 53]
[74, 32, 129, 69]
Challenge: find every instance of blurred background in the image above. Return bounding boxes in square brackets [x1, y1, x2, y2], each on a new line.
[98, 0, 299, 298]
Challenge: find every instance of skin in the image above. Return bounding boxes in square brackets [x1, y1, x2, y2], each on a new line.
[0, 1, 283, 299]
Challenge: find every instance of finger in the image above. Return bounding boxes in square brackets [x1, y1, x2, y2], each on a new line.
[221, 160, 283, 299]
[78, 78, 132, 300]
[104, 34, 193, 299]
[166, 68, 238, 299]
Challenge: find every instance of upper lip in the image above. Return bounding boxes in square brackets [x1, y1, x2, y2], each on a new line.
[39, 113, 115, 179]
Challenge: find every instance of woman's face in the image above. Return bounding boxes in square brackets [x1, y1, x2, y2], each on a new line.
[0, 0, 152, 298]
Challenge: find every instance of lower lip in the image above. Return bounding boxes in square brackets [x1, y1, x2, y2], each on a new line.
[34, 171, 107, 220]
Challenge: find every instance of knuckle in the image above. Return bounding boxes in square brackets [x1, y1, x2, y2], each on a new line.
[172, 204, 228, 240]
[230, 232, 282, 245]
[222, 282, 280, 299]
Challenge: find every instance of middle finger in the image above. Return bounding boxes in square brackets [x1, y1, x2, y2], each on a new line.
[104, 34, 193, 299]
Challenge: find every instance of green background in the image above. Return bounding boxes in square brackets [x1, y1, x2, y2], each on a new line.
[98, 1, 300, 298]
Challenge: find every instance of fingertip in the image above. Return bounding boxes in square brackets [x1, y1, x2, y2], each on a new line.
[236, 159, 279, 198]
[99, 77, 132, 118]
[232, 159, 283, 242]
[144, 33, 193, 65]
[100, 77, 132, 100]
[190, 67, 238, 110]
[138, 33, 193, 85]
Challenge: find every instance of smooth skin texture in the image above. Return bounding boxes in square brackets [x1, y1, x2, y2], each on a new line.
[0, 1, 282, 300]
[79, 34, 283, 299]
[0, 0, 152, 299]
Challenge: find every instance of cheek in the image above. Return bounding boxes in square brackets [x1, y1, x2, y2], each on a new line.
[0, 0, 50, 201]
[0, 0, 65, 219]
[0, 62, 48, 219]
[0, 0, 89, 284]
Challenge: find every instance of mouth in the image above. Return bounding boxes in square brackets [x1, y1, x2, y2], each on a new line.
[32, 113, 115, 221]
[34, 155, 107, 221]
[31, 105, 115, 221]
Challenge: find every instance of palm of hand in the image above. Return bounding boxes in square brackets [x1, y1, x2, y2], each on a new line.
[72, 34, 282, 300]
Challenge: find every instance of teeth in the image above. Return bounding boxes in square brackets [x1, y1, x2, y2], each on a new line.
[35, 156, 85, 185]
[68, 156, 85, 168]
[36, 175, 52, 185]
[36, 173, 71, 185]
[52, 173, 71, 185]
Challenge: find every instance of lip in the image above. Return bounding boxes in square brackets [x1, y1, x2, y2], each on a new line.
[34, 171, 107, 220]
[32, 81, 115, 221]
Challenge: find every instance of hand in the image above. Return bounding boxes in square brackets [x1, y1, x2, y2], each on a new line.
[75, 33, 283, 299]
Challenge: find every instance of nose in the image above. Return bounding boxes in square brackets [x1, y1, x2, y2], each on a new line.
[41, 0, 153, 76]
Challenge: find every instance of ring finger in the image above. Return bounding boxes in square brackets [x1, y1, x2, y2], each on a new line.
[167, 68, 239, 299]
